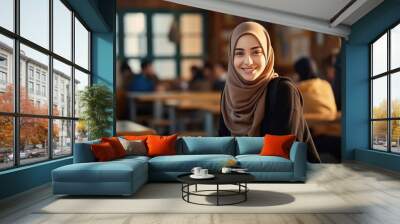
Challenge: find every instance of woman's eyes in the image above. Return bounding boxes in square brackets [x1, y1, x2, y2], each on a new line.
[234, 51, 262, 56]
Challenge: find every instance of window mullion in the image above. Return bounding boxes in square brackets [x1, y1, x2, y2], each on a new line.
[14, 0, 21, 167]
[388, 29, 391, 152]
[49, 0, 53, 160]
[147, 13, 153, 61]
[370, 45, 373, 149]
[71, 10, 76, 154]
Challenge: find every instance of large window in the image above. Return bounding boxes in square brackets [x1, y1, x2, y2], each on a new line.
[120, 11, 205, 80]
[370, 22, 400, 154]
[0, 0, 91, 171]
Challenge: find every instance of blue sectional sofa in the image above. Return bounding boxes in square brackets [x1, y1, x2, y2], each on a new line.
[52, 137, 307, 196]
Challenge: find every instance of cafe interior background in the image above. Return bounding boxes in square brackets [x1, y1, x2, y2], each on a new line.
[116, 0, 342, 163]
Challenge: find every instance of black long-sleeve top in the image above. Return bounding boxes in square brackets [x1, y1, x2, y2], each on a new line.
[219, 77, 321, 163]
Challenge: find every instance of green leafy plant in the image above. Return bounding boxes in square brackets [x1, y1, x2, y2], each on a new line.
[79, 84, 113, 140]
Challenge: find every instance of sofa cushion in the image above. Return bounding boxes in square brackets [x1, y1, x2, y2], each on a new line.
[148, 154, 235, 172]
[118, 138, 147, 156]
[236, 155, 293, 172]
[73, 139, 100, 163]
[101, 137, 127, 158]
[52, 158, 147, 183]
[235, 137, 263, 155]
[260, 134, 296, 159]
[147, 134, 177, 157]
[91, 142, 118, 161]
[178, 137, 235, 155]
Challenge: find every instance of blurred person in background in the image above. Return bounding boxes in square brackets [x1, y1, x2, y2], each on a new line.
[294, 57, 337, 121]
[128, 59, 159, 92]
[212, 61, 227, 91]
[189, 62, 214, 91]
[116, 60, 134, 120]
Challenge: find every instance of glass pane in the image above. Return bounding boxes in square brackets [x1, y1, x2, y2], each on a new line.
[391, 72, 400, 118]
[53, 59, 72, 117]
[0, 116, 13, 170]
[53, 119, 72, 158]
[75, 120, 88, 143]
[391, 120, 400, 153]
[75, 17, 89, 70]
[391, 24, 400, 70]
[153, 59, 176, 80]
[153, 36, 176, 56]
[372, 33, 387, 76]
[74, 69, 89, 118]
[181, 59, 203, 81]
[180, 14, 202, 34]
[372, 121, 388, 151]
[128, 59, 140, 74]
[153, 14, 174, 34]
[181, 36, 203, 56]
[53, 0, 72, 60]
[0, 35, 14, 112]
[0, 0, 14, 31]
[124, 36, 147, 56]
[124, 13, 146, 35]
[20, 117, 49, 165]
[372, 76, 387, 119]
[20, 44, 49, 115]
[20, 0, 49, 49]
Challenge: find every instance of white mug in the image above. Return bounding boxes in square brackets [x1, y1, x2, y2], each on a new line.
[221, 167, 232, 174]
[200, 169, 208, 176]
[191, 167, 202, 176]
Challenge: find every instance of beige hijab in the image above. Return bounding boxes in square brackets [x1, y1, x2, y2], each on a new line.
[221, 22, 278, 136]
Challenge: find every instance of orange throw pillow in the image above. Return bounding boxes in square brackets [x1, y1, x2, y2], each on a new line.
[101, 137, 126, 158]
[91, 142, 117, 161]
[146, 134, 177, 157]
[123, 135, 148, 141]
[259, 134, 296, 159]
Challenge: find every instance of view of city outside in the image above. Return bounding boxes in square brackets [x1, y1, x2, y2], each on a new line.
[53, 119, 72, 158]
[371, 26, 400, 153]
[0, 0, 92, 170]
[0, 0, 92, 171]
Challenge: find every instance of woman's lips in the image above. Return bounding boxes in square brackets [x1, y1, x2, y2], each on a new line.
[242, 68, 256, 74]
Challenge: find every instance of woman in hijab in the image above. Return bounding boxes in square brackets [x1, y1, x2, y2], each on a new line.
[219, 22, 321, 162]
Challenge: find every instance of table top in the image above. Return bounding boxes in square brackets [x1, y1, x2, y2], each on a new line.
[177, 172, 255, 185]
[116, 120, 157, 136]
[126, 91, 221, 102]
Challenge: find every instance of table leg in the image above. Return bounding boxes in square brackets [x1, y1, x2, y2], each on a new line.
[154, 100, 163, 120]
[195, 184, 197, 192]
[245, 183, 247, 201]
[129, 99, 137, 121]
[204, 111, 214, 136]
[217, 184, 219, 206]
[168, 106, 176, 133]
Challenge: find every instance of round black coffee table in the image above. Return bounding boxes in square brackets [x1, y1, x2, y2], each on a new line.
[177, 173, 255, 206]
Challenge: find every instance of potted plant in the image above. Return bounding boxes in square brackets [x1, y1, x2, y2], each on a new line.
[79, 84, 113, 140]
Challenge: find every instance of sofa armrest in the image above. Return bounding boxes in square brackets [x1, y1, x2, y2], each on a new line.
[289, 141, 307, 181]
[73, 140, 100, 163]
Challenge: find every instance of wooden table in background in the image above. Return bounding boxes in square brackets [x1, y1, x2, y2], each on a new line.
[127, 91, 221, 135]
[116, 120, 157, 136]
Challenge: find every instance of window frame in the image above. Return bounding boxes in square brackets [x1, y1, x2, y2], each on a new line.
[118, 9, 207, 80]
[370, 20, 400, 154]
[0, 0, 92, 171]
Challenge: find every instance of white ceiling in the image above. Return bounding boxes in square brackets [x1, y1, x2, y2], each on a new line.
[164, 0, 384, 38]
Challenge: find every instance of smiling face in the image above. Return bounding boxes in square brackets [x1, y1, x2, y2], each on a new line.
[233, 34, 267, 81]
